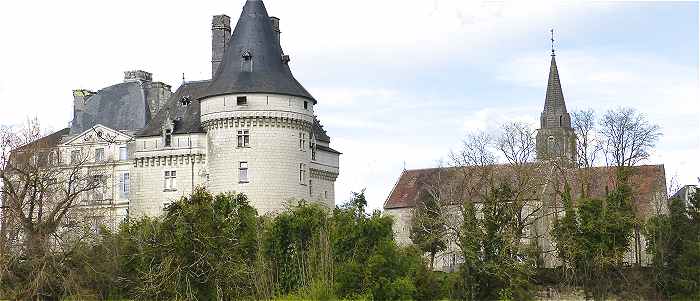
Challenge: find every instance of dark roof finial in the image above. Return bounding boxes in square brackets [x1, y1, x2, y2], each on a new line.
[550, 28, 556, 56]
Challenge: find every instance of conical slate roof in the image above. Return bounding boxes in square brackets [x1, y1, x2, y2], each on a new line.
[540, 54, 571, 128]
[201, 0, 315, 102]
[543, 55, 567, 115]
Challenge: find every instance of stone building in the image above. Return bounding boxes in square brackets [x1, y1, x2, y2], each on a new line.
[7, 0, 340, 227]
[384, 50, 668, 270]
[535, 54, 576, 162]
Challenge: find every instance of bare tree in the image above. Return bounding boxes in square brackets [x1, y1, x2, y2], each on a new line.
[572, 109, 602, 168]
[0, 119, 105, 299]
[600, 107, 662, 168]
[497, 121, 537, 166]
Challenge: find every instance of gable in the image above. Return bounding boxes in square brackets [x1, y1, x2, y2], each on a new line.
[62, 124, 133, 146]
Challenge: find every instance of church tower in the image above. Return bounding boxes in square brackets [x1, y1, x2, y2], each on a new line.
[536, 35, 576, 163]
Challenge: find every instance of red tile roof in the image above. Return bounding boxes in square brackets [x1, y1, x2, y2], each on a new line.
[384, 164, 667, 219]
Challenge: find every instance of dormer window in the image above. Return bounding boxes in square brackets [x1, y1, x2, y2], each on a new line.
[237, 96, 248, 106]
[164, 129, 172, 147]
[180, 96, 192, 107]
[241, 51, 253, 72]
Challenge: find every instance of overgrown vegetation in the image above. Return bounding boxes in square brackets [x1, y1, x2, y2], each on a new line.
[646, 189, 700, 300]
[0, 187, 457, 300]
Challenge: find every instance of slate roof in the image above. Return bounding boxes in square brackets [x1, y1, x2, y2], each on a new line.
[385, 165, 667, 219]
[540, 55, 571, 128]
[201, 0, 316, 102]
[137, 80, 210, 137]
[317, 144, 341, 155]
[15, 128, 70, 152]
[70, 82, 151, 135]
[312, 117, 331, 143]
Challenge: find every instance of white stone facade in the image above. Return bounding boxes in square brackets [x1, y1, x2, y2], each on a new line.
[127, 93, 339, 217]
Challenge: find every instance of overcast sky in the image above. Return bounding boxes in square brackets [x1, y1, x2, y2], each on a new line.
[0, 0, 697, 211]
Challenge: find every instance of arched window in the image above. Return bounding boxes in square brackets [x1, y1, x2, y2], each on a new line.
[559, 115, 563, 126]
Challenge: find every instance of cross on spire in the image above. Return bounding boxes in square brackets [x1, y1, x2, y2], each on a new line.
[550, 28, 556, 56]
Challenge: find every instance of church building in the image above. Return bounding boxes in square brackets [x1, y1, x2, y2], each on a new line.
[384, 48, 667, 270]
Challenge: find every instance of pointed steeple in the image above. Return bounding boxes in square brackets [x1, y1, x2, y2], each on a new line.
[536, 32, 576, 163]
[201, 0, 315, 102]
[540, 54, 570, 129]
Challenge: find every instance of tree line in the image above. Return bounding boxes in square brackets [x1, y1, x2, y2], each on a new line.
[1, 108, 698, 300]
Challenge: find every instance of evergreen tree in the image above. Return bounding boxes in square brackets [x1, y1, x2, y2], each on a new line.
[646, 189, 700, 299]
[410, 190, 447, 270]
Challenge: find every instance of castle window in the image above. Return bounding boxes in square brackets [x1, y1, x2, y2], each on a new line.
[309, 179, 313, 196]
[299, 163, 307, 184]
[559, 115, 563, 126]
[239, 162, 249, 183]
[92, 175, 106, 201]
[164, 130, 172, 147]
[304, 101, 308, 110]
[237, 130, 250, 148]
[164, 170, 177, 191]
[299, 132, 307, 151]
[119, 147, 128, 161]
[324, 191, 328, 199]
[241, 51, 253, 72]
[237, 96, 248, 106]
[119, 172, 130, 199]
[71, 150, 81, 165]
[95, 148, 105, 162]
[180, 96, 192, 107]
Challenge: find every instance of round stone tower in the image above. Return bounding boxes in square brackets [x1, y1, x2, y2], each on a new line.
[198, 0, 324, 213]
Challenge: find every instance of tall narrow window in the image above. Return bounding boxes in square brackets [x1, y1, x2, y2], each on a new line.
[93, 175, 105, 201]
[119, 147, 128, 161]
[304, 101, 308, 110]
[164, 171, 177, 191]
[299, 163, 306, 184]
[239, 162, 249, 183]
[119, 172, 130, 198]
[299, 132, 307, 151]
[241, 51, 253, 72]
[95, 148, 105, 162]
[237, 130, 250, 148]
[309, 179, 313, 196]
[71, 150, 81, 165]
[164, 130, 172, 147]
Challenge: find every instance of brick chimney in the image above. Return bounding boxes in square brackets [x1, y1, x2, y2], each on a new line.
[212, 14, 231, 78]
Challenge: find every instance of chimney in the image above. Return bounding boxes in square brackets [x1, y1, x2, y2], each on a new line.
[72, 89, 95, 125]
[124, 70, 152, 82]
[212, 14, 231, 78]
[270, 16, 281, 46]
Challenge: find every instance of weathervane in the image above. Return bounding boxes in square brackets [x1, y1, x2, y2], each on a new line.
[550, 28, 556, 56]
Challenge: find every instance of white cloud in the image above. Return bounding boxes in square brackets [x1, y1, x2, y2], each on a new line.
[499, 50, 699, 188]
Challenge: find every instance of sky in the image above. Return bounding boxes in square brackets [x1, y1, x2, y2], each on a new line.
[0, 0, 697, 211]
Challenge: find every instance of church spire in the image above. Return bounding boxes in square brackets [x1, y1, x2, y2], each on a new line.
[536, 31, 576, 163]
[541, 47, 569, 128]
